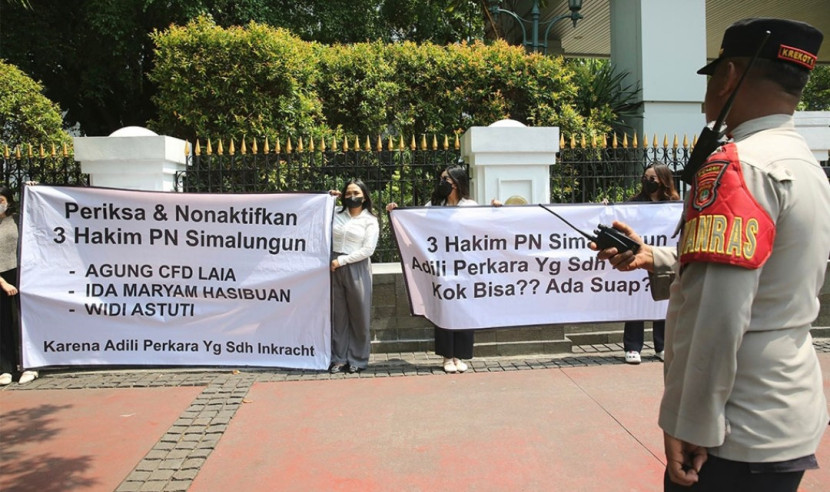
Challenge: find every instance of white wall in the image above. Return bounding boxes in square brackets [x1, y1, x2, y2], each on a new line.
[610, 0, 707, 140]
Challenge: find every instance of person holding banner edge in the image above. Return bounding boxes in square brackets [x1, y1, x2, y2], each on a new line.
[386, 165, 477, 373]
[0, 186, 38, 385]
[328, 179, 379, 374]
[593, 18, 829, 491]
[622, 163, 680, 365]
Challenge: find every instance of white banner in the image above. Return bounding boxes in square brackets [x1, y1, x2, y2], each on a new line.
[20, 186, 334, 370]
[390, 202, 683, 329]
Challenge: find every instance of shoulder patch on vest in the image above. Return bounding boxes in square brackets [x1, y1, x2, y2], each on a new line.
[692, 160, 729, 211]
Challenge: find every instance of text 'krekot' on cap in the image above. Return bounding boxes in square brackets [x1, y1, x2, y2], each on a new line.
[697, 18, 823, 75]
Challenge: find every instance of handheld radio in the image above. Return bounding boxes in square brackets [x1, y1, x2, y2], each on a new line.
[681, 31, 770, 184]
[538, 205, 641, 254]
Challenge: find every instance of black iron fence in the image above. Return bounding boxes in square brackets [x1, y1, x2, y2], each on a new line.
[1, 145, 88, 192]
[170, 136, 698, 261]
[554, 136, 694, 203]
[1, 137, 705, 262]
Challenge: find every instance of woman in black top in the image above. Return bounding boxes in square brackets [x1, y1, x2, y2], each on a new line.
[623, 164, 680, 364]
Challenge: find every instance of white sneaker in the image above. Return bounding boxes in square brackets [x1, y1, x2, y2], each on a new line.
[453, 358, 468, 373]
[624, 351, 641, 364]
[18, 370, 38, 385]
[0, 373, 11, 386]
[655, 351, 665, 361]
[442, 358, 457, 373]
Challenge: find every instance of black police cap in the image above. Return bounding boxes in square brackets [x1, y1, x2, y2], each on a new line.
[698, 18, 823, 75]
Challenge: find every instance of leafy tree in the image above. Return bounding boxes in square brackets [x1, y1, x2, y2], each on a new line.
[0, 60, 71, 150]
[566, 58, 642, 136]
[0, 0, 485, 137]
[379, 0, 484, 44]
[1, 1, 164, 136]
[800, 65, 830, 111]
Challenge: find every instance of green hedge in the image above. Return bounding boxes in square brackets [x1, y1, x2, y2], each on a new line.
[150, 17, 327, 145]
[149, 16, 611, 143]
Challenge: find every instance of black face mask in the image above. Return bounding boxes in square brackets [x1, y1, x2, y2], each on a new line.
[343, 196, 364, 209]
[643, 179, 660, 194]
[436, 179, 453, 199]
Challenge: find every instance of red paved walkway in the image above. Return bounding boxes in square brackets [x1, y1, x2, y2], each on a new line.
[0, 386, 202, 491]
[193, 365, 667, 492]
[2, 355, 830, 491]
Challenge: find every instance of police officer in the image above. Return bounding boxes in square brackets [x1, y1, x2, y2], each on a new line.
[596, 18, 829, 491]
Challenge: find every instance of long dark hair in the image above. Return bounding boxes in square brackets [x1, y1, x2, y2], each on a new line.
[630, 163, 680, 202]
[430, 165, 470, 205]
[338, 178, 375, 216]
[0, 186, 15, 216]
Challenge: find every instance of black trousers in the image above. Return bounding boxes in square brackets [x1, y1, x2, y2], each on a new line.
[623, 320, 664, 353]
[0, 268, 21, 375]
[663, 455, 805, 492]
[433, 327, 473, 359]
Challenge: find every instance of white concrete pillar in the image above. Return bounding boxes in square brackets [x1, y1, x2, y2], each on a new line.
[74, 127, 188, 192]
[461, 119, 559, 205]
[610, 0, 707, 142]
[793, 111, 830, 163]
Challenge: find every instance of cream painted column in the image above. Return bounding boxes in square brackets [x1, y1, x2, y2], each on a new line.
[461, 119, 559, 205]
[610, 0, 707, 142]
[793, 111, 830, 163]
[74, 126, 189, 192]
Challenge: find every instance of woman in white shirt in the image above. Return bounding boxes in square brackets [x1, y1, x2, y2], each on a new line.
[329, 179, 379, 374]
[386, 165, 477, 373]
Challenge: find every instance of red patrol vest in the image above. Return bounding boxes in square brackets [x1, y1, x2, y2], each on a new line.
[679, 143, 775, 269]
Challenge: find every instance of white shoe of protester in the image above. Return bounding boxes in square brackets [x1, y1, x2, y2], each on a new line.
[18, 370, 39, 385]
[624, 351, 641, 365]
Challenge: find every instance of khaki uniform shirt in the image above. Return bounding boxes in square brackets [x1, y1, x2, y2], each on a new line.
[654, 114, 830, 462]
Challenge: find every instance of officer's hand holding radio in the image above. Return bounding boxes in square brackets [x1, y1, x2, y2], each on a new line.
[590, 221, 654, 273]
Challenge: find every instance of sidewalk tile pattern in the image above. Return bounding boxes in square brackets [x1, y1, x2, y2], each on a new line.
[2, 339, 829, 491]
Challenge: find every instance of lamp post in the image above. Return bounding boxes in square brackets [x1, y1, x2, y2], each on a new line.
[488, 0, 583, 54]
